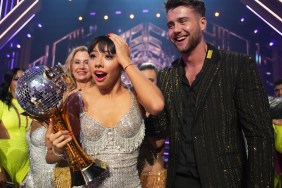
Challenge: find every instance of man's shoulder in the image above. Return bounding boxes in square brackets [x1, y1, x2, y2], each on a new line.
[159, 59, 180, 73]
[219, 49, 253, 61]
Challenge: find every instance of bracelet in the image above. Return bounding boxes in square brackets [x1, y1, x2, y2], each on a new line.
[124, 63, 135, 71]
[52, 146, 65, 159]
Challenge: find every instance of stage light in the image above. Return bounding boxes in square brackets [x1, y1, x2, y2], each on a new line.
[269, 42, 274, 47]
[26, 33, 31, 38]
[90, 12, 96, 16]
[118, 29, 122, 33]
[254, 29, 258, 34]
[130, 14, 134, 19]
[16, 44, 21, 48]
[104, 15, 109, 20]
[240, 17, 245, 22]
[37, 23, 42, 28]
[115, 11, 122, 15]
[214, 12, 220, 17]
[6, 54, 10, 58]
[156, 13, 161, 18]
[78, 16, 83, 21]
[142, 9, 149, 13]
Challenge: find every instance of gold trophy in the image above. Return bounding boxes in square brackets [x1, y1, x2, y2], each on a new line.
[15, 65, 107, 186]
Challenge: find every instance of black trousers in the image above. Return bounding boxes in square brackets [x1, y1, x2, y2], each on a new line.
[173, 173, 202, 188]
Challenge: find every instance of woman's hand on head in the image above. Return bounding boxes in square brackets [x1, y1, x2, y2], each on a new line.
[108, 33, 131, 68]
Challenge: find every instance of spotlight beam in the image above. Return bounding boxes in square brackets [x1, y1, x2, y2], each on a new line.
[0, 0, 41, 49]
[241, 0, 282, 36]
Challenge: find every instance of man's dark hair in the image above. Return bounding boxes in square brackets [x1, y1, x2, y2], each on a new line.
[274, 78, 282, 87]
[164, 0, 205, 17]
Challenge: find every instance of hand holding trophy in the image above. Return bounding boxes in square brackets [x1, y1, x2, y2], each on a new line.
[15, 65, 107, 186]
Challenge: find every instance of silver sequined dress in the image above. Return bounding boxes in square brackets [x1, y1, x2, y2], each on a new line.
[23, 126, 56, 188]
[79, 90, 145, 188]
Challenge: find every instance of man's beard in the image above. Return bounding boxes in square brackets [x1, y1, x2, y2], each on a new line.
[176, 30, 202, 54]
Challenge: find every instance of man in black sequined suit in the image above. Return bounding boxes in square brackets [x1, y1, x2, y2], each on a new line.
[156, 0, 274, 187]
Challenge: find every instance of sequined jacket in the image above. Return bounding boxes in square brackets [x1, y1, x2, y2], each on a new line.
[156, 44, 274, 188]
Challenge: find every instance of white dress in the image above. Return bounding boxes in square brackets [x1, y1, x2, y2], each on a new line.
[78, 89, 145, 188]
[23, 126, 56, 188]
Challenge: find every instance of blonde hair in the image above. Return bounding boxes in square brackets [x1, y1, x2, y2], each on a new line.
[65, 46, 88, 78]
[64, 46, 89, 93]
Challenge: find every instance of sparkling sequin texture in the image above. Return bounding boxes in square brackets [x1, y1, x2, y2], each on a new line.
[79, 90, 145, 188]
[23, 126, 56, 188]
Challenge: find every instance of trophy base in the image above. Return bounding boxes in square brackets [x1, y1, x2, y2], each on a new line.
[71, 159, 108, 186]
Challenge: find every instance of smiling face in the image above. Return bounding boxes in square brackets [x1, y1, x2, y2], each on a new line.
[71, 51, 91, 83]
[89, 44, 122, 90]
[166, 5, 206, 54]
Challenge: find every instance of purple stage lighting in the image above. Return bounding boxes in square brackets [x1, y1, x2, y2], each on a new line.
[90, 12, 96, 16]
[142, 9, 149, 13]
[269, 42, 274, 47]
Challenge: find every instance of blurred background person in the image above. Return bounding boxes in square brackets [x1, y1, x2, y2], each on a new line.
[137, 62, 167, 188]
[0, 67, 30, 188]
[274, 78, 282, 97]
[272, 118, 282, 188]
[22, 120, 57, 188]
[64, 45, 94, 93]
[270, 78, 282, 188]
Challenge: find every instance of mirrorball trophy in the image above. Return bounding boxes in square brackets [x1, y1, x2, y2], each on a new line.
[15, 65, 107, 186]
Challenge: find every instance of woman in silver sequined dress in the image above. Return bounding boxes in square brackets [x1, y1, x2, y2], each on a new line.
[22, 122, 56, 188]
[46, 34, 164, 187]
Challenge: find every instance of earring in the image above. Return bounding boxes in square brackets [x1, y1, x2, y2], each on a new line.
[8, 87, 11, 93]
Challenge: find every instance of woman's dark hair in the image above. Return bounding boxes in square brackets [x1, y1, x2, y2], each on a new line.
[164, 0, 205, 17]
[88, 35, 116, 55]
[0, 67, 24, 108]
